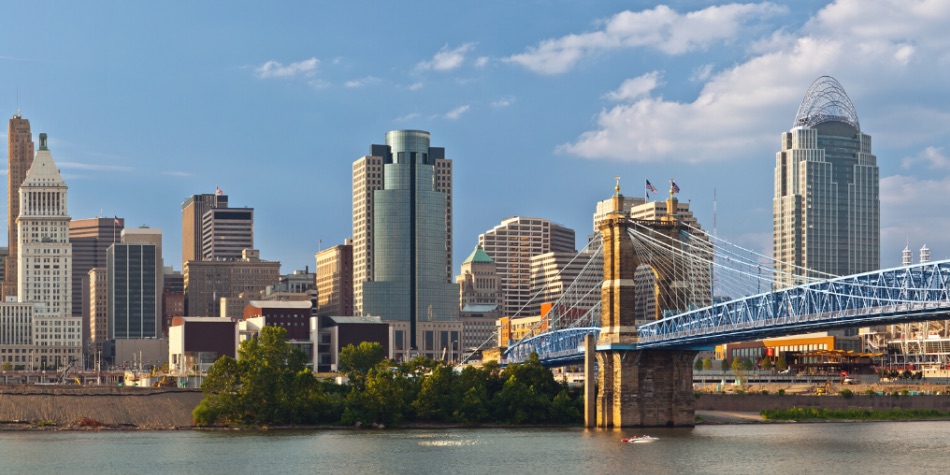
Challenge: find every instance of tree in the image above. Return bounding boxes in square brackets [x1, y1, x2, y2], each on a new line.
[702, 357, 713, 371]
[760, 356, 773, 372]
[731, 357, 748, 388]
[720, 358, 729, 373]
[194, 326, 314, 427]
[339, 342, 386, 391]
[694, 358, 704, 371]
[775, 354, 788, 372]
[1, 361, 12, 372]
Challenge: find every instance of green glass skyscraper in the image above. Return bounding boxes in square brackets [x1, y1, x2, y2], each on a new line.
[356, 130, 459, 356]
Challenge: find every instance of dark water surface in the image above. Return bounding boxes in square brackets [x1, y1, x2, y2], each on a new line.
[1, 421, 948, 475]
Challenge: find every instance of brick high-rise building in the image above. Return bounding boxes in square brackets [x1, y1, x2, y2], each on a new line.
[183, 249, 279, 317]
[181, 192, 224, 266]
[316, 240, 354, 317]
[3, 114, 34, 300]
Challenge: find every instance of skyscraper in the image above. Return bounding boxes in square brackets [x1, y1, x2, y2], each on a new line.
[107, 237, 159, 340]
[201, 206, 253, 260]
[70, 217, 125, 317]
[316, 240, 354, 317]
[18, 133, 72, 315]
[0, 133, 82, 370]
[773, 76, 880, 288]
[355, 130, 460, 356]
[3, 114, 34, 300]
[181, 192, 226, 267]
[478, 217, 576, 318]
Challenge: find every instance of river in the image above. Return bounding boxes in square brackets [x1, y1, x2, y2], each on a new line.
[1, 421, 948, 474]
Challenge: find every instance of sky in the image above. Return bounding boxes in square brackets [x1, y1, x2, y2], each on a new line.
[2, 0, 949, 275]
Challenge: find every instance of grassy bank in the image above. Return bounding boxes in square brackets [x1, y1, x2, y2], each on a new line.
[761, 407, 950, 421]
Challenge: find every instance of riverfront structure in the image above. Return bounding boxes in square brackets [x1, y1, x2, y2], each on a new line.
[354, 130, 460, 359]
[773, 76, 879, 288]
[3, 114, 34, 300]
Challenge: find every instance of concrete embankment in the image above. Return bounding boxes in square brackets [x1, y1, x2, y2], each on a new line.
[696, 393, 950, 413]
[0, 386, 203, 429]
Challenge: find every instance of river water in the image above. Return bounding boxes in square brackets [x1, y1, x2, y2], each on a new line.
[1, 421, 948, 475]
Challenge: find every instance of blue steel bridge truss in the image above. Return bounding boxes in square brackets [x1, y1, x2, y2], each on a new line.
[503, 260, 950, 366]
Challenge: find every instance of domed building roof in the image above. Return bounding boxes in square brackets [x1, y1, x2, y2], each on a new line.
[463, 244, 494, 264]
[793, 76, 860, 131]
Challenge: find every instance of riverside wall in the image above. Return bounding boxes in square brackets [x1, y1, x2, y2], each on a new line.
[0, 386, 203, 429]
[696, 393, 950, 413]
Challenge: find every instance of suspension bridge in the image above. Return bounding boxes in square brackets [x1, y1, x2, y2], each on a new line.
[477, 187, 950, 428]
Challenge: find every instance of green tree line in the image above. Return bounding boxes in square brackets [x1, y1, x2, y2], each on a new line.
[193, 327, 583, 427]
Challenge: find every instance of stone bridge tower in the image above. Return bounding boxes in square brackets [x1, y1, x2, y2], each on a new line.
[584, 182, 699, 428]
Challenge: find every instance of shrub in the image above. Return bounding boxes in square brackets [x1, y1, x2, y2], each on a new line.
[777, 389, 785, 396]
[839, 389, 854, 399]
[761, 390, 769, 395]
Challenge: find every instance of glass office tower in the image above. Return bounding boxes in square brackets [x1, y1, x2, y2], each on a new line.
[361, 130, 459, 351]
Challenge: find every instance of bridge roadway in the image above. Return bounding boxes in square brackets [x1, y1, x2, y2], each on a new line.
[503, 259, 950, 366]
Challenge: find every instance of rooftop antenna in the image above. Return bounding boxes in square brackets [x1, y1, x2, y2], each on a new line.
[713, 188, 717, 238]
[15, 88, 20, 116]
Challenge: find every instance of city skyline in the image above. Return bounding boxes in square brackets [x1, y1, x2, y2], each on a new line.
[2, 1, 950, 275]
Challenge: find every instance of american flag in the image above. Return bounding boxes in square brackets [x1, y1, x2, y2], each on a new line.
[113, 216, 120, 226]
[645, 180, 658, 194]
[216, 187, 223, 196]
[671, 180, 681, 193]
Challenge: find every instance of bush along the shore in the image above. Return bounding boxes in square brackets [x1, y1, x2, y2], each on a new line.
[193, 327, 583, 428]
[761, 407, 950, 421]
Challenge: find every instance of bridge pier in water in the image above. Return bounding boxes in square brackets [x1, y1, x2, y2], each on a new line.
[585, 185, 698, 428]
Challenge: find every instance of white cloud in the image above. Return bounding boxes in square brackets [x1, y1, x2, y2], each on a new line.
[395, 112, 421, 122]
[560, 0, 950, 163]
[408, 82, 424, 91]
[344, 76, 381, 88]
[901, 146, 950, 170]
[162, 171, 192, 177]
[57, 161, 132, 172]
[505, 3, 785, 75]
[475, 56, 489, 68]
[416, 43, 476, 71]
[605, 72, 661, 102]
[491, 97, 516, 108]
[255, 57, 319, 79]
[445, 105, 471, 120]
[690, 64, 714, 82]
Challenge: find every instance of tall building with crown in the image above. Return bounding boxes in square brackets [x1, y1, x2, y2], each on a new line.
[0, 133, 81, 370]
[354, 130, 460, 359]
[18, 134, 73, 314]
[3, 114, 34, 300]
[773, 76, 880, 288]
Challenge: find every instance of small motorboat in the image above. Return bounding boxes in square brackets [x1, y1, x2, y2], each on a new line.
[621, 435, 658, 443]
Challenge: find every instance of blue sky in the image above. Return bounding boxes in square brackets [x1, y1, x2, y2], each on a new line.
[2, 0, 949, 274]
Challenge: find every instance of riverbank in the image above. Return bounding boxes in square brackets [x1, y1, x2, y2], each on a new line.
[2, 385, 948, 430]
[0, 386, 203, 430]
